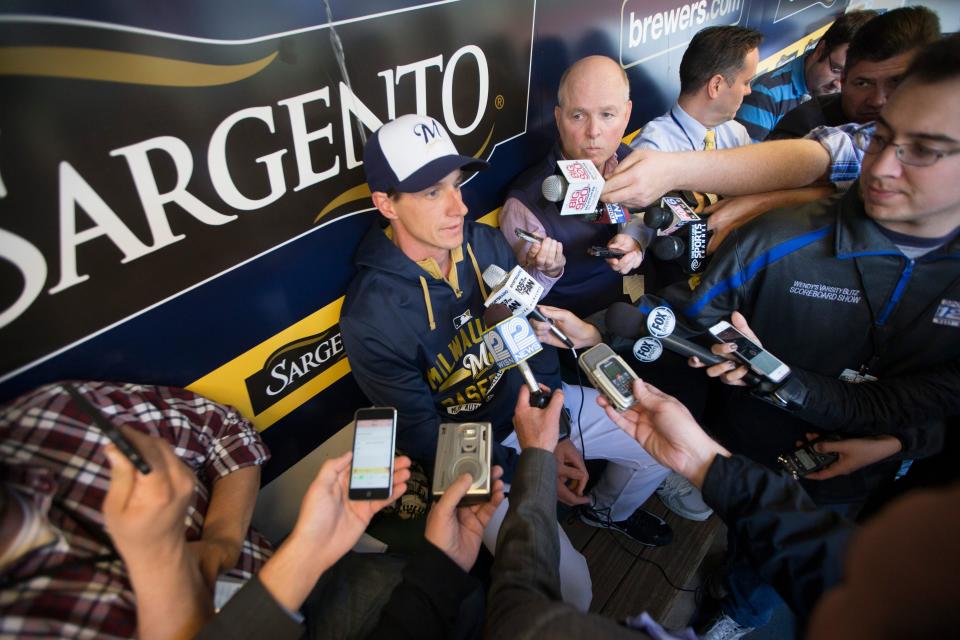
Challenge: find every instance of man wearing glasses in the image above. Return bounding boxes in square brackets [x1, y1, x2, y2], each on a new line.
[735, 9, 877, 142]
[767, 6, 940, 141]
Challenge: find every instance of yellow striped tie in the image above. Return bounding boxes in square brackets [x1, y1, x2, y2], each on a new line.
[702, 130, 718, 204]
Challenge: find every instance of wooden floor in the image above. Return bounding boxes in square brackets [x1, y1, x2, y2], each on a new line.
[561, 494, 723, 628]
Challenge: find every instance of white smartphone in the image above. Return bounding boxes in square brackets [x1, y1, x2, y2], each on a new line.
[708, 321, 791, 383]
[348, 407, 397, 500]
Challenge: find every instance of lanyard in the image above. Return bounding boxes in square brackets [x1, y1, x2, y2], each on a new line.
[669, 107, 700, 151]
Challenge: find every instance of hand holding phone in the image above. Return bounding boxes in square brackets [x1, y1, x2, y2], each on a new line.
[349, 407, 397, 500]
[708, 320, 790, 383]
[587, 246, 625, 259]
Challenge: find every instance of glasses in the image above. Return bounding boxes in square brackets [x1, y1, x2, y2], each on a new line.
[826, 53, 843, 76]
[854, 130, 960, 167]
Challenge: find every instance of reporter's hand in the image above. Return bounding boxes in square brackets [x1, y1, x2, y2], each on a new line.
[290, 451, 411, 573]
[688, 311, 756, 386]
[531, 305, 602, 349]
[102, 428, 196, 566]
[554, 439, 590, 506]
[424, 467, 505, 572]
[187, 537, 241, 592]
[602, 148, 678, 208]
[598, 379, 729, 489]
[524, 236, 565, 278]
[606, 233, 643, 274]
[801, 434, 903, 481]
[513, 384, 564, 451]
[704, 195, 764, 254]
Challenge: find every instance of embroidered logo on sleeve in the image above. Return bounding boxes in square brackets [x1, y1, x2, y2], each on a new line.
[933, 299, 960, 328]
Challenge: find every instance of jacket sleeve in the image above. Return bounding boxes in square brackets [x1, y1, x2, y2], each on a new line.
[484, 448, 652, 640]
[702, 454, 853, 620]
[785, 364, 957, 459]
[364, 543, 482, 639]
[194, 576, 304, 640]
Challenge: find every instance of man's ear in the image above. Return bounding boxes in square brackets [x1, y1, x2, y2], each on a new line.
[707, 74, 725, 99]
[371, 191, 397, 220]
[554, 104, 562, 130]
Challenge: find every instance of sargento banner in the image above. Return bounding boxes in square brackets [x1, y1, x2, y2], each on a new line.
[0, 0, 535, 381]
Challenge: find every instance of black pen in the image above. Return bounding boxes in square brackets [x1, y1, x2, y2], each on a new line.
[64, 383, 152, 474]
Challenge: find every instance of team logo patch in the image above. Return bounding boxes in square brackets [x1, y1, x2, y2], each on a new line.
[933, 298, 960, 328]
[453, 309, 473, 330]
[446, 402, 482, 415]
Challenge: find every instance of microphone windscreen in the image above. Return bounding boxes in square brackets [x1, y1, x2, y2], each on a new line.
[482, 303, 513, 328]
[643, 206, 671, 230]
[605, 302, 647, 339]
[541, 174, 566, 203]
[482, 264, 507, 289]
[652, 236, 685, 261]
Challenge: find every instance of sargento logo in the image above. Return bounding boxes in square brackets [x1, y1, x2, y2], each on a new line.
[0, 0, 535, 382]
[619, 0, 745, 69]
[244, 326, 347, 414]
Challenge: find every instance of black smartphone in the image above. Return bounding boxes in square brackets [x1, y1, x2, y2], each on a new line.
[587, 246, 625, 258]
[515, 228, 543, 243]
[348, 407, 397, 500]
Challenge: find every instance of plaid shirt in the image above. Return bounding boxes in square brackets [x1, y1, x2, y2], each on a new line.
[805, 122, 875, 191]
[0, 381, 272, 639]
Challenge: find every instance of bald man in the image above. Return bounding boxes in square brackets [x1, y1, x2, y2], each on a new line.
[499, 55, 652, 318]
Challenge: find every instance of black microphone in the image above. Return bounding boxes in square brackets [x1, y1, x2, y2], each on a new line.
[605, 302, 762, 385]
[650, 220, 709, 273]
[642, 194, 701, 234]
[482, 304, 550, 407]
[541, 174, 630, 223]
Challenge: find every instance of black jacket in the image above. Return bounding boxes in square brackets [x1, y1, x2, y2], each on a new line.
[645, 187, 960, 502]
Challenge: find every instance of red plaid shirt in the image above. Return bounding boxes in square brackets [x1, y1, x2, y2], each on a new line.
[0, 381, 273, 639]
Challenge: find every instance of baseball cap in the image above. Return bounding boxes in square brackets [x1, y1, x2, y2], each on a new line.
[363, 114, 488, 193]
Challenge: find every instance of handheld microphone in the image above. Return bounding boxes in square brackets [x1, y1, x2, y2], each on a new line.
[604, 302, 762, 386]
[482, 304, 550, 408]
[482, 264, 575, 348]
[541, 172, 630, 224]
[650, 220, 709, 273]
[643, 195, 701, 235]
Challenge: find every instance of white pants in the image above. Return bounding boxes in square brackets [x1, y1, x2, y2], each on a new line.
[481, 383, 669, 611]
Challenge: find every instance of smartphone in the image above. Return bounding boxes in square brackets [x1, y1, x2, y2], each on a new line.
[515, 228, 543, 243]
[578, 343, 639, 411]
[778, 441, 839, 480]
[587, 246, 625, 258]
[348, 407, 397, 500]
[708, 320, 791, 383]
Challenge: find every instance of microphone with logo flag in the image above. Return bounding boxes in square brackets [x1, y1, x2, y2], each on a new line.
[482, 264, 575, 348]
[605, 302, 763, 386]
[541, 163, 630, 224]
[482, 303, 551, 407]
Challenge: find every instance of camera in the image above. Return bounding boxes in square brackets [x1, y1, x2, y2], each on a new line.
[432, 422, 492, 505]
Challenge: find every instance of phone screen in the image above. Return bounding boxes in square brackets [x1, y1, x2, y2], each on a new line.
[350, 411, 395, 497]
[599, 357, 634, 397]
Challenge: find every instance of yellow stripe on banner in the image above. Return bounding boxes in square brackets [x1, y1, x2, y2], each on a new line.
[187, 297, 350, 432]
[0, 46, 278, 87]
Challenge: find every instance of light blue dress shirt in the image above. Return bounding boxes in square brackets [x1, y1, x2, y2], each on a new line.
[631, 104, 752, 152]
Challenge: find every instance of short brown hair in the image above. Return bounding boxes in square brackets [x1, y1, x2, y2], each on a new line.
[679, 26, 763, 95]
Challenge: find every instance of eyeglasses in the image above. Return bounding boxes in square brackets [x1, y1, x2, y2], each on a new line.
[854, 130, 960, 167]
[826, 53, 843, 76]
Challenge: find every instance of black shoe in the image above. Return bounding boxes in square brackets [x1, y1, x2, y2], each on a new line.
[579, 505, 673, 547]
